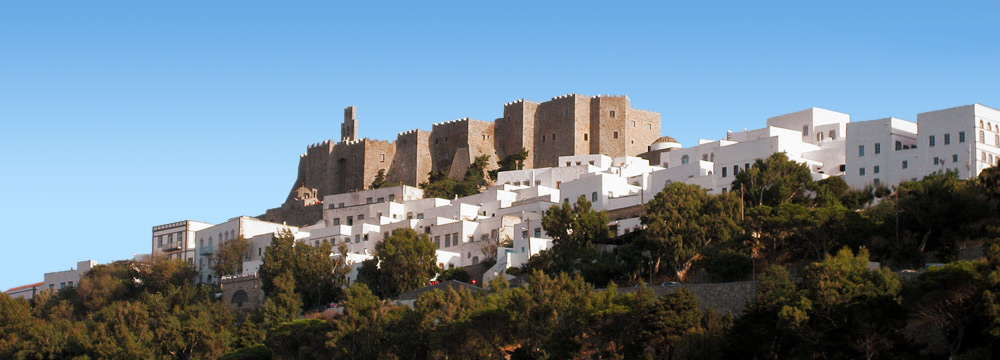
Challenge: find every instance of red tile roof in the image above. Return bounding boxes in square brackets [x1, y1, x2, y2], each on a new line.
[5, 282, 44, 293]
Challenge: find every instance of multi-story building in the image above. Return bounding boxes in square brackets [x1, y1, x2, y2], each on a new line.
[195, 216, 299, 284]
[845, 104, 1000, 187]
[151, 220, 213, 263]
[4, 282, 44, 300]
[43, 260, 97, 292]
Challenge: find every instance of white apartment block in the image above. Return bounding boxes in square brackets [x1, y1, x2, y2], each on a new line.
[845, 104, 1000, 188]
[5, 260, 98, 300]
[152, 220, 213, 263]
[195, 216, 299, 284]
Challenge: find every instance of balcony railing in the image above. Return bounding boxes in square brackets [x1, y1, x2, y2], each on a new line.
[200, 245, 214, 255]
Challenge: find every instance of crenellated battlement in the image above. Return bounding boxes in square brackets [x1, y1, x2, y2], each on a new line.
[277, 92, 661, 216]
[550, 93, 580, 101]
[432, 117, 471, 127]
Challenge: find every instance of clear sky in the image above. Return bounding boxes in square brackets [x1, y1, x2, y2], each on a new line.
[1, 1, 998, 290]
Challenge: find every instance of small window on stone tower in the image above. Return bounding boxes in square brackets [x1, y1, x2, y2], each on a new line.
[564, 109, 569, 116]
[632, 121, 636, 127]
[647, 124, 652, 130]
[610, 111, 616, 117]
[613, 131, 619, 139]
[584, 133, 589, 141]
[552, 133, 556, 141]
[379, 154, 385, 162]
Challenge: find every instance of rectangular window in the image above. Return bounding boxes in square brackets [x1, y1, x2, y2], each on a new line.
[733, 165, 739, 175]
[379, 154, 385, 162]
[347, 216, 353, 226]
[542, 135, 546, 142]
[859, 168, 866, 176]
[944, 133, 951, 145]
[366, 197, 373, 204]
[522, 230, 528, 239]
[930, 135, 936, 147]
[417, 213, 424, 219]
[584, 133, 589, 141]
[389, 194, 395, 202]
[647, 124, 652, 130]
[874, 178, 881, 187]
[632, 121, 636, 127]
[445, 234, 451, 247]
[453, 233, 459, 244]
[953, 154, 959, 163]
[859, 145, 865, 157]
[874, 143, 881, 154]
[357, 214, 364, 220]
[722, 167, 727, 178]
[803, 125, 809, 136]
[592, 191, 598, 202]
[377, 197, 384, 203]
[874, 166, 880, 174]
[355, 235, 360, 243]
[934, 157, 940, 165]
[552, 133, 556, 141]
[333, 218, 340, 226]
[435, 236, 441, 248]
[902, 160, 908, 169]
[534, 228, 541, 237]
[564, 109, 569, 116]
[613, 131, 619, 139]
[960, 131, 966, 143]
[610, 110, 616, 117]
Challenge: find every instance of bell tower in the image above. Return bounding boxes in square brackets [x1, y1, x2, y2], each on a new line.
[342, 106, 359, 142]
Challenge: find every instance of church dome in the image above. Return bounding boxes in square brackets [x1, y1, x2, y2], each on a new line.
[650, 136, 682, 151]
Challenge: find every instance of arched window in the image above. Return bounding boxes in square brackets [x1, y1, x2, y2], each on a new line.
[592, 191, 598, 202]
[829, 130, 836, 140]
[231, 290, 249, 307]
[980, 131, 985, 143]
[981, 120, 985, 129]
[219, 232, 224, 241]
[983, 152, 987, 162]
[817, 132, 824, 141]
[681, 155, 689, 164]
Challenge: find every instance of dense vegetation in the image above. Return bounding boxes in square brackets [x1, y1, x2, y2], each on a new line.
[4, 153, 1000, 359]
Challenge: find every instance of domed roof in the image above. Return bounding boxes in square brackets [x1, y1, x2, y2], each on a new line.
[653, 136, 679, 144]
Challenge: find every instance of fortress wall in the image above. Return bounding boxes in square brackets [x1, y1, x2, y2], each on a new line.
[498, 100, 538, 168]
[628, 108, 662, 156]
[361, 139, 396, 190]
[430, 119, 472, 172]
[389, 130, 432, 186]
[329, 139, 369, 194]
[467, 119, 498, 166]
[592, 95, 630, 159]
[534, 94, 585, 168]
[290, 141, 337, 202]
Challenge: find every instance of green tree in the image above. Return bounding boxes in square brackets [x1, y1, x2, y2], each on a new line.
[906, 261, 985, 358]
[438, 267, 471, 283]
[421, 155, 491, 199]
[261, 271, 302, 328]
[357, 228, 439, 298]
[213, 236, 252, 277]
[489, 148, 529, 180]
[894, 170, 989, 262]
[731, 152, 814, 208]
[265, 318, 334, 360]
[642, 182, 741, 280]
[260, 229, 348, 310]
[539, 196, 612, 276]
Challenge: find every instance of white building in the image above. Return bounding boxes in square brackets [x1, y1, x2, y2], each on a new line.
[152, 220, 213, 263]
[195, 216, 299, 284]
[43, 260, 97, 292]
[845, 104, 1000, 187]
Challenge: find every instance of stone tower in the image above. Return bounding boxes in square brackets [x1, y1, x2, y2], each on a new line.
[342, 106, 359, 142]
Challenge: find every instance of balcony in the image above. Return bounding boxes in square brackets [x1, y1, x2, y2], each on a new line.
[200, 245, 214, 255]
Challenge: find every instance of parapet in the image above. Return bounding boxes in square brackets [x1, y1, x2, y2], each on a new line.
[432, 117, 471, 127]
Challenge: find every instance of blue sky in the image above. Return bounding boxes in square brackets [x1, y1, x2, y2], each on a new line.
[1, 1, 998, 290]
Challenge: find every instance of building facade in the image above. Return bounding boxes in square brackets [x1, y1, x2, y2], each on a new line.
[151, 220, 213, 263]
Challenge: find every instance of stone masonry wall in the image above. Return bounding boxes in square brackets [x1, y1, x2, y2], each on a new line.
[266, 94, 662, 226]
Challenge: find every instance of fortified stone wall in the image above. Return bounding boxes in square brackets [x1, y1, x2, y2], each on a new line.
[388, 129, 432, 186]
[498, 100, 539, 168]
[264, 95, 662, 226]
[221, 274, 265, 312]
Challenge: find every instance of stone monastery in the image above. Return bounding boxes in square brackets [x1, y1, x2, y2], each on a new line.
[9, 92, 1000, 312]
[260, 94, 662, 226]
